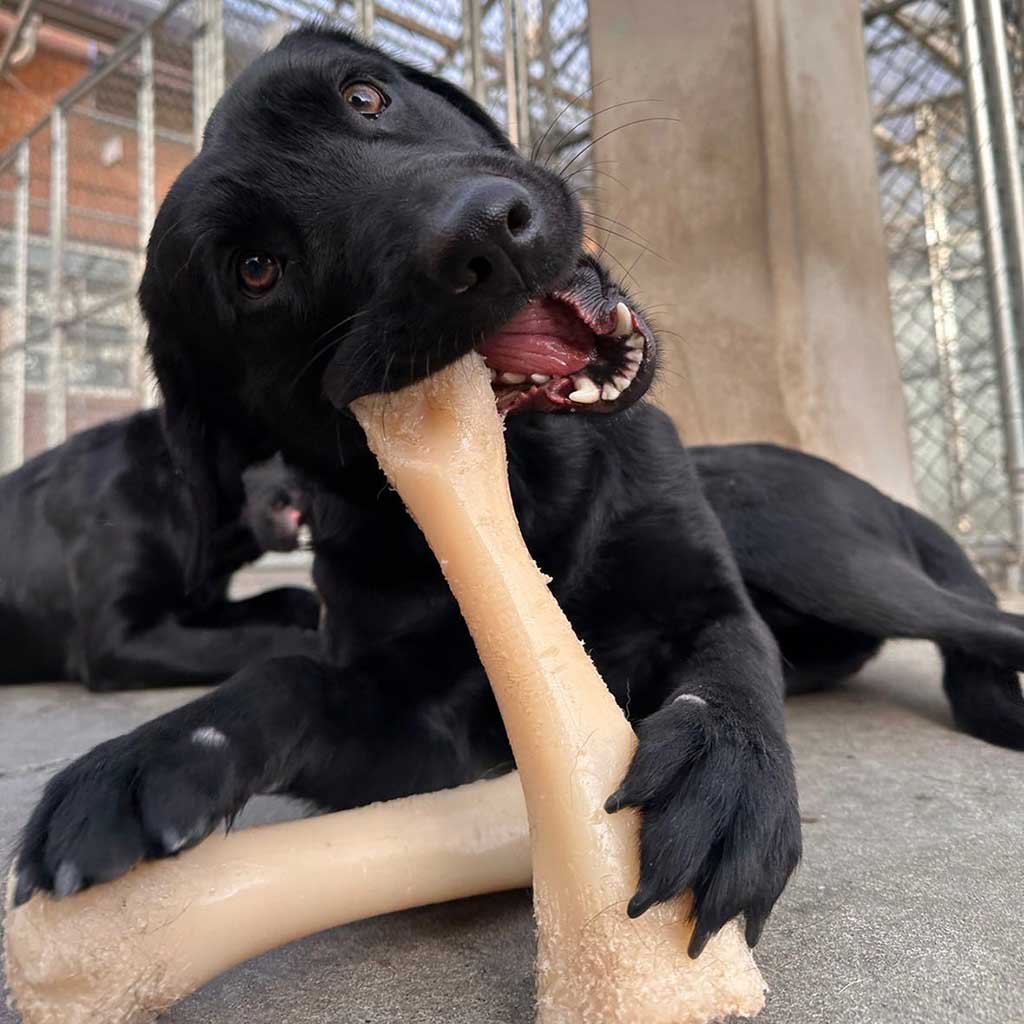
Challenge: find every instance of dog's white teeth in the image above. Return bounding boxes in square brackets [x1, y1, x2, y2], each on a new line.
[499, 372, 527, 384]
[489, 368, 498, 381]
[624, 349, 643, 366]
[569, 376, 601, 404]
[530, 373, 551, 384]
[625, 335, 644, 350]
[613, 301, 633, 338]
[601, 383, 621, 402]
[612, 373, 632, 391]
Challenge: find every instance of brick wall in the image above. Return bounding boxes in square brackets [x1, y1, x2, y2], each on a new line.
[23, 391, 139, 458]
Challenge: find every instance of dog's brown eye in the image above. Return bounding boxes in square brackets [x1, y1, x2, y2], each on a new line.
[238, 254, 281, 296]
[342, 81, 388, 118]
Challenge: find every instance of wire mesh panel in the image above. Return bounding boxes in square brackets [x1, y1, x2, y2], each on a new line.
[863, 0, 1020, 583]
[0, 0, 202, 465]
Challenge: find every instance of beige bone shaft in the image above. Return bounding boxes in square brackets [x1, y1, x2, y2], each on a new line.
[352, 353, 766, 1024]
[4, 772, 530, 1024]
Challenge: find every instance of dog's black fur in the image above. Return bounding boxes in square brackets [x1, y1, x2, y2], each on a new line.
[12, 28, 809, 955]
[693, 443, 1024, 748]
[0, 409, 320, 689]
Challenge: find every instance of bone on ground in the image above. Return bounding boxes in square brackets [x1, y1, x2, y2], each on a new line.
[351, 352, 766, 1024]
[3, 772, 530, 1024]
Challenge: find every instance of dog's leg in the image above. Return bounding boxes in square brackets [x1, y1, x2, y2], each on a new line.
[599, 486, 802, 956]
[78, 613, 323, 691]
[748, 502, 1024, 747]
[183, 586, 321, 631]
[900, 506, 1024, 749]
[13, 655, 502, 904]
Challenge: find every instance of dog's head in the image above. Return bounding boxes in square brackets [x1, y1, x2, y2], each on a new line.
[142, 26, 657, 516]
[242, 454, 311, 553]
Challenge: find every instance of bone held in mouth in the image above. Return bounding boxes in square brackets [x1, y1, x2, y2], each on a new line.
[351, 352, 766, 1024]
[3, 772, 531, 1024]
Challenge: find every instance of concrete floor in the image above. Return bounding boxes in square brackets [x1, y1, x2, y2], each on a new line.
[2, 637, 1022, 1024]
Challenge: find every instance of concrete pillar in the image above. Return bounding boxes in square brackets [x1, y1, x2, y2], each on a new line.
[587, 0, 917, 504]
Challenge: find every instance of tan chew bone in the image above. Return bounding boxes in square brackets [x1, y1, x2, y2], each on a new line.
[4, 772, 531, 1024]
[351, 352, 766, 1024]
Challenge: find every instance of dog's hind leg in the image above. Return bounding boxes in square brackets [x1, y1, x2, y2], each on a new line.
[766, 505, 1024, 748]
[899, 506, 1024, 749]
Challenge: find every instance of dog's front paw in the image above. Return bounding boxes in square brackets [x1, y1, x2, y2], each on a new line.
[13, 722, 244, 905]
[606, 695, 801, 957]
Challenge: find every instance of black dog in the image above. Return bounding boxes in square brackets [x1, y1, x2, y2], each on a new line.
[0, 409, 319, 689]
[14, 28, 801, 956]
[694, 443, 1024, 748]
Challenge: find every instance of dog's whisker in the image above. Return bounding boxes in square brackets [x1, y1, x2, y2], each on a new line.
[581, 222, 669, 265]
[584, 211, 655, 247]
[558, 117, 681, 179]
[542, 100, 662, 170]
[530, 77, 609, 164]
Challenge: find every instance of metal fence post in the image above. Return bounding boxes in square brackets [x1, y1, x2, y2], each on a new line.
[46, 109, 67, 447]
[512, 0, 531, 152]
[502, 0, 519, 146]
[462, 0, 485, 104]
[539, 0, 556, 141]
[207, 0, 225, 107]
[355, 0, 375, 39]
[978, 0, 1024, 330]
[502, 0, 532, 149]
[0, 142, 29, 470]
[914, 103, 971, 532]
[192, 0, 207, 150]
[955, 0, 1024, 587]
[136, 32, 159, 408]
[193, 0, 225, 146]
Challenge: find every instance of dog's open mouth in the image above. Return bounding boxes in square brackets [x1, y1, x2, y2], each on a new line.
[477, 291, 655, 415]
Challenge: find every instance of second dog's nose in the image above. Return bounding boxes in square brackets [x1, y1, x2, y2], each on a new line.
[427, 178, 541, 295]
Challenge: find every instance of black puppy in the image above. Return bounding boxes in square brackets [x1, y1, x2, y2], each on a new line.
[0, 409, 319, 689]
[694, 443, 1024, 748]
[14, 28, 801, 957]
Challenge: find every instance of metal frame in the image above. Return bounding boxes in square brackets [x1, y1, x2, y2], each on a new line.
[914, 102, 972, 531]
[0, 144, 30, 472]
[45, 107, 67, 448]
[462, 0, 485, 104]
[136, 31, 159, 408]
[955, 0, 1024, 586]
[0, 0, 41, 76]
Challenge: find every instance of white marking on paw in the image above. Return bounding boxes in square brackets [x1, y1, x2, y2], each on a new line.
[673, 693, 708, 708]
[191, 726, 228, 749]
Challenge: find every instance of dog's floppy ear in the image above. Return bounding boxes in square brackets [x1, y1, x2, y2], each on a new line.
[148, 329, 225, 589]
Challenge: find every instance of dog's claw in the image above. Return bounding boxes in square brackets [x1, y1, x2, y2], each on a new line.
[12, 868, 34, 907]
[604, 788, 627, 814]
[626, 888, 655, 919]
[688, 924, 712, 960]
[745, 909, 767, 948]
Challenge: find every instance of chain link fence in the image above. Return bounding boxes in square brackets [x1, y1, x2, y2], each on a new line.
[0, 0, 592, 468]
[863, 0, 1024, 586]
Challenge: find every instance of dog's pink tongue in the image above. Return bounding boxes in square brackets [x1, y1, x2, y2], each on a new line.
[478, 299, 594, 376]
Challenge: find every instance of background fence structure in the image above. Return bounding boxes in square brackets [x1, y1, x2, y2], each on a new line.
[863, 0, 1024, 585]
[1, 0, 1023, 586]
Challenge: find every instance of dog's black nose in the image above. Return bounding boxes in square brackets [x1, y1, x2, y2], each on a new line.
[427, 177, 541, 295]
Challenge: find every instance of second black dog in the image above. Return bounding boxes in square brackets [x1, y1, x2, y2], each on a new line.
[0, 410, 320, 689]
